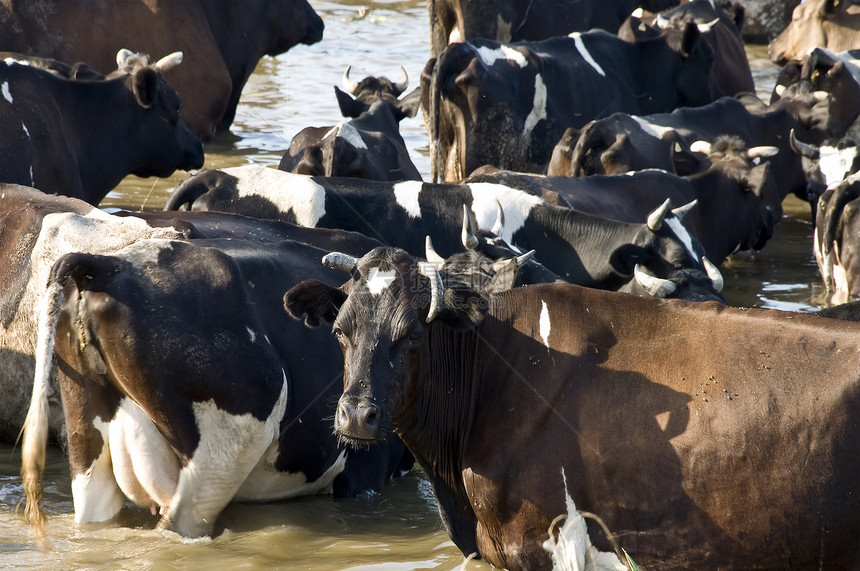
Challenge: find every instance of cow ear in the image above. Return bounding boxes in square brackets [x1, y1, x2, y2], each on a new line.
[394, 87, 422, 121]
[334, 86, 368, 118]
[132, 67, 160, 109]
[436, 286, 488, 329]
[284, 279, 347, 327]
[609, 244, 649, 277]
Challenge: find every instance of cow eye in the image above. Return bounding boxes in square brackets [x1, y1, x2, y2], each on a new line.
[333, 327, 345, 340]
[406, 331, 422, 345]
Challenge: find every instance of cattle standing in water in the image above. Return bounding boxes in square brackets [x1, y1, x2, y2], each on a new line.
[0, 50, 203, 205]
[285, 246, 860, 570]
[769, 0, 860, 65]
[19, 198, 412, 540]
[814, 172, 860, 305]
[279, 67, 423, 181]
[0, 0, 324, 139]
[427, 0, 680, 58]
[421, 23, 721, 181]
[164, 165, 725, 301]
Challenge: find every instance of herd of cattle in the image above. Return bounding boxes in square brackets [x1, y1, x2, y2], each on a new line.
[4, 0, 860, 569]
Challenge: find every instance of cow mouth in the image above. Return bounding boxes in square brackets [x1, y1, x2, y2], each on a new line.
[335, 429, 386, 450]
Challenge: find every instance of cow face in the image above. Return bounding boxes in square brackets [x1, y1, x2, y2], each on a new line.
[768, 0, 860, 65]
[120, 55, 204, 178]
[285, 247, 487, 446]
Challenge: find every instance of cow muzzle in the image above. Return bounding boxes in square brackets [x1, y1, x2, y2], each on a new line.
[335, 395, 380, 443]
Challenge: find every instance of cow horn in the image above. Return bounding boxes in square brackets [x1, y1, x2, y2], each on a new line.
[424, 236, 445, 264]
[342, 65, 359, 94]
[418, 262, 444, 322]
[690, 140, 712, 154]
[491, 199, 505, 236]
[153, 51, 183, 73]
[516, 250, 536, 268]
[392, 66, 409, 95]
[789, 128, 819, 159]
[813, 91, 828, 101]
[655, 14, 670, 29]
[116, 48, 135, 68]
[702, 256, 724, 293]
[696, 17, 720, 33]
[672, 199, 697, 220]
[774, 84, 786, 97]
[647, 198, 672, 231]
[322, 252, 358, 274]
[747, 146, 780, 159]
[634, 265, 676, 298]
[462, 205, 479, 250]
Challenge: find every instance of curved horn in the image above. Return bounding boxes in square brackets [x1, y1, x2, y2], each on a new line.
[461, 205, 479, 250]
[747, 145, 780, 159]
[634, 265, 677, 298]
[342, 65, 360, 94]
[424, 236, 445, 264]
[418, 262, 445, 323]
[696, 17, 720, 33]
[690, 140, 712, 155]
[647, 198, 672, 231]
[116, 48, 135, 68]
[702, 256, 724, 293]
[153, 51, 183, 73]
[789, 128, 819, 159]
[392, 66, 409, 95]
[672, 199, 698, 221]
[655, 14, 670, 29]
[516, 250, 536, 268]
[322, 252, 358, 273]
[491, 199, 505, 236]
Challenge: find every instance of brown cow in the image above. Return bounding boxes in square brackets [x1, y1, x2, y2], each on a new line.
[769, 0, 860, 65]
[286, 246, 860, 570]
[0, 0, 324, 139]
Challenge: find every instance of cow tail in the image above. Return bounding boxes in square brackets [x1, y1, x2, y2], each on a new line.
[431, 57, 441, 184]
[20, 275, 66, 542]
[822, 183, 860, 257]
[162, 178, 207, 211]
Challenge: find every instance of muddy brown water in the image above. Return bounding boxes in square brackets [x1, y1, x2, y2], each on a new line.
[0, 2, 824, 568]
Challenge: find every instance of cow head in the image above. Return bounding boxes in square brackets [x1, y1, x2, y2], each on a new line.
[335, 66, 420, 119]
[768, 0, 860, 65]
[112, 50, 204, 179]
[285, 247, 487, 445]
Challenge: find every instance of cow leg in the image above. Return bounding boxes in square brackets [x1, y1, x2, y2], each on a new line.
[70, 417, 125, 524]
[158, 376, 289, 538]
[109, 398, 180, 515]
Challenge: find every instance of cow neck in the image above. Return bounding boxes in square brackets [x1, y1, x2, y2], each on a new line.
[528, 205, 636, 289]
[396, 322, 482, 490]
[60, 76, 138, 194]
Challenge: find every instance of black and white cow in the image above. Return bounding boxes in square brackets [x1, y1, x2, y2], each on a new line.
[18, 190, 413, 539]
[0, 50, 203, 205]
[164, 165, 725, 301]
[279, 68, 422, 181]
[420, 23, 721, 181]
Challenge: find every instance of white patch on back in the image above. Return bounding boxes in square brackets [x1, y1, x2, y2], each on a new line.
[21, 122, 29, 139]
[522, 74, 547, 139]
[632, 116, 675, 139]
[665, 216, 699, 260]
[366, 266, 397, 295]
[246, 326, 257, 343]
[467, 182, 543, 244]
[819, 145, 858, 186]
[393, 180, 423, 219]
[569, 33, 605, 77]
[476, 45, 528, 68]
[1, 81, 12, 103]
[539, 301, 551, 349]
[227, 165, 327, 227]
[337, 122, 368, 150]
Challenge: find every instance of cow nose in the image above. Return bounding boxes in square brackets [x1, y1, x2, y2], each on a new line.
[335, 398, 380, 441]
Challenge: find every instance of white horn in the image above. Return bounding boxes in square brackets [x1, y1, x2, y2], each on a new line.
[322, 252, 358, 273]
[392, 66, 409, 94]
[634, 265, 677, 298]
[424, 236, 445, 264]
[702, 256, 724, 293]
[516, 250, 536, 268]
[418, 262, 445, 323]
[690, 140, 712, 155]
[697, 17, 720, 33]
[153, 51, 184, 73]
[342, 65, 360, 94]
[462, 205, 479, 250]
[647, 198, 672, 231]
[789, 128, 819, 159]
[116, 48, 135, 68]
[672, 199, 697, 221]
[491, 199, 505, 236]
[747, 146, 780, 159]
